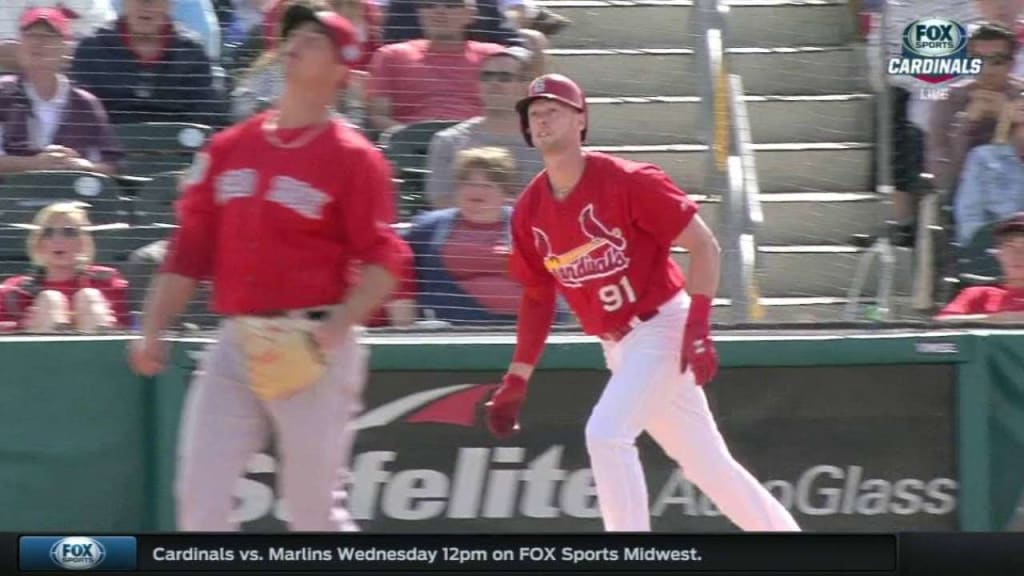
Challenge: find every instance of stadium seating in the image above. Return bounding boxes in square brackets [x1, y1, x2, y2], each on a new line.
[379, 120, 461, 218]
[0, 171, 128, 226]
[114, 123, 211, 176]
[956, 222, 1001, 287]
[93, 226, 176, 266]
[548, 0, 889, 320]
[132, 172, 183, 226]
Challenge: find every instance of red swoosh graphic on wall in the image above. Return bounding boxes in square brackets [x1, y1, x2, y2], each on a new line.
[404, 384, 499, 427]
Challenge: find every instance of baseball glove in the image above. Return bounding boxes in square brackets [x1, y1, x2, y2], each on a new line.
[239, 317, 326, 401]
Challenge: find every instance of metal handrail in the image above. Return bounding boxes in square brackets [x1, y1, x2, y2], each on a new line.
[693, 0, 762, 322]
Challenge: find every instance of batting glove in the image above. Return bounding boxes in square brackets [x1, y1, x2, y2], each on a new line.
[485, 373, 528, 438]
[681, 294, 720, 386]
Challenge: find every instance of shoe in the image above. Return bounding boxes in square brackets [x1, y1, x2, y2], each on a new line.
[888, 220, 916, 248]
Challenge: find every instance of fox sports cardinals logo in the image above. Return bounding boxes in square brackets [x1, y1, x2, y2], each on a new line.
[888, 18, 982, 84]
[49, 537, 106, 570]
[533, 204, 630, 288]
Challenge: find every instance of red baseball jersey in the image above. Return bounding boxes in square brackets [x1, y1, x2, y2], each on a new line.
[509, 152, 697, 336]
[162, 111, 410, 315]
[937, 285, 1024, 316]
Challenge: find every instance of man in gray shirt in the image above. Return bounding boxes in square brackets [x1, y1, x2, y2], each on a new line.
[425, 46, 543, 208]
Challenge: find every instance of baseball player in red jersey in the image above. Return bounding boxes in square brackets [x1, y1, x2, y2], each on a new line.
[128, 6, 410, 531]
[485, 74, 800, 532]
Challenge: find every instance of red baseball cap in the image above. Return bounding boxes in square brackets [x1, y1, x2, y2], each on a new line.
[996, 212, 1024, 241]
[280, 3, 362, 66]
[19, 7, 73, 39]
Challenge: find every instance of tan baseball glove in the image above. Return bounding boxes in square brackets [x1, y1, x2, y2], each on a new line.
[238, 317, 326, 401]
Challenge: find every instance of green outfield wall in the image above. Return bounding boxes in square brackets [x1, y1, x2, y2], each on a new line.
[0, 331, 1021, 533]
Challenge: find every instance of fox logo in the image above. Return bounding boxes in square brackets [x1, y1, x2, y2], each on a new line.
[533, 204, 629, 288]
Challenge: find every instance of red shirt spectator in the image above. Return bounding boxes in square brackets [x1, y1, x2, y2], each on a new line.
[441, 219, 519, 316]
[368, 39, 503, 126]
[937, 212, 1024, 320]
[0, 265, 129, 329]
[938, 285, 1024, 315]
[0, 202, 129, 332]
[367, 0, 503, 130]
[163, 110, 408, 315]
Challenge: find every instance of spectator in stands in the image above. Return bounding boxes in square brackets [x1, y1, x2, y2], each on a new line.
[70, 0, 225, 126]
[0, 0, 117, 72]
[111, 0, 223, 61]
[929, 24, 1023, 195]
[382, 0, 518, 46]
[973, 1, 1024, 66]
[224, 0, 266, 45]
[0, 8, 123, 176]
[232, 0, 377, 123]
[955, 94, 1024, 245]
[502, 0, 570, 36]
[367, 0, 506, 131]
[937, 212, 1024, 320]
[397, 147, 532, 325]
[0, 202, 128, 332]
[425, 46, 541, 207]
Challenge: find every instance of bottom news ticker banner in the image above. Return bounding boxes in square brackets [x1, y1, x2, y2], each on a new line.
[12, 533, 897, 574]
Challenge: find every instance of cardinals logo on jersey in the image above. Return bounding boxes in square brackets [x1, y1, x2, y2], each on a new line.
[533, 204, 630, 287]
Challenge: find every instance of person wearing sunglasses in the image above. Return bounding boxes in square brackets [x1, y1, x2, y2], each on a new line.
[424, 46, 543, 208]
[0, 202, 128, 333]
[929, 23, 1024, 197]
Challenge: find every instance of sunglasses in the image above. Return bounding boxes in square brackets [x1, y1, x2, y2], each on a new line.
[41, 226, 81, 239]
[480, 70, 521, 83]
[421, 0, 465, 8]
[980, 53, 1014, 65]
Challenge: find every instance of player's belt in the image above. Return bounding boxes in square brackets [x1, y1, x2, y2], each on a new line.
[600, 310, 659, 343]
[240, 307, 331, 321]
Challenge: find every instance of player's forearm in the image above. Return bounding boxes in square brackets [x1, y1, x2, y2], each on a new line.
[140, 273, 199, 338]
[675, 218, 721, 298]
[686, 238, 721, 298]
[509, 285, 557, 380]
[336, 264, 398, 328]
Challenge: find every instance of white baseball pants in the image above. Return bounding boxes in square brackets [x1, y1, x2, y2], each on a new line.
[175, 316, 367, 531]
[587, 291, 800, 532]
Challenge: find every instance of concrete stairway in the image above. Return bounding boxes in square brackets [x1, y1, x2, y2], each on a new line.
[542, 0, 907, 322]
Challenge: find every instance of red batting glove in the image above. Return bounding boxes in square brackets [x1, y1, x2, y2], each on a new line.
[681, 294, 720, 386]
[485, 373, 528, 438]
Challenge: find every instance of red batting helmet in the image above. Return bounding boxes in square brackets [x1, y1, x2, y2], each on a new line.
[515, 74, 588, 147]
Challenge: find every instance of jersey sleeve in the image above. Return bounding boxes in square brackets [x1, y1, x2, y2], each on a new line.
[341, 147, 412, 280]
[508, 201, 554, 289]
[161, 144, 220, 279]
[936, 287, 990, 317]
[627, 164, 699, 244]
